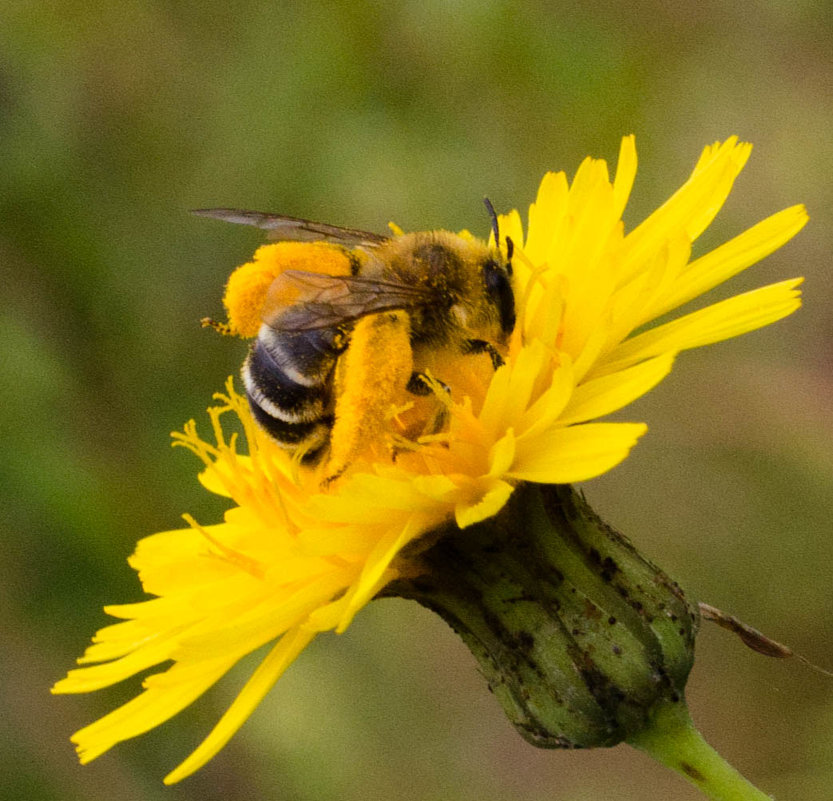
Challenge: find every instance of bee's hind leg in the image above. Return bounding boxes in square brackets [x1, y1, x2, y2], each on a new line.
[463, 339, 504, 369]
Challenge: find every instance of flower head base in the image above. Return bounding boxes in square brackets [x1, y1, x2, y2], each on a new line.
[386, 482, 701, 751]
[53, 137, 807, 783]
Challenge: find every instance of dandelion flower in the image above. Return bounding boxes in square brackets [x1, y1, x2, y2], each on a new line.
[53, 136, 807, 788]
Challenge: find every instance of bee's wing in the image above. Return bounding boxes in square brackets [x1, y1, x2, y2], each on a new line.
[263, 270, 430, 331]
[191, 208, 388, 248]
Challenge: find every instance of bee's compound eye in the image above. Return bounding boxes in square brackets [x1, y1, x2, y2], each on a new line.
[483, 260, 516, 335]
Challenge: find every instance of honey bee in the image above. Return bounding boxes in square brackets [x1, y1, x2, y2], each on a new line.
[194, 202, 515, 480]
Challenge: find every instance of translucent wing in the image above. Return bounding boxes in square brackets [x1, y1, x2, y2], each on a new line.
[262, 270, 432, 331]
[191, 208, 388, 248]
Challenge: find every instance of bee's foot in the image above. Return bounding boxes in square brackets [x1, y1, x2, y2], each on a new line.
[463, 339, 504, 369]
[407, 372, 450, 396]
[201, 317, 235, 336]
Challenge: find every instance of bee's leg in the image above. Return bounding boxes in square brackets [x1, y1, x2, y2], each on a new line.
[324, 312, 413, 485]
[406, 372, 450, 396]
[201, 317, 235, 336]
[403, 372, 450, 441]
[463, 338, 504, 369]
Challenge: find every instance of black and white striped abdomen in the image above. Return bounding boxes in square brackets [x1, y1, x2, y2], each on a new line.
[242, 324, 347, 459]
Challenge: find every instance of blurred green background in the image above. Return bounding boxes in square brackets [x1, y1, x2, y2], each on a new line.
[2, 2, 831, 799]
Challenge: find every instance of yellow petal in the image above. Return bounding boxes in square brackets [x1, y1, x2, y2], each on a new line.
[508, 422, 648, 484]
[495, 208, 524, 250]
[296, 523, 382, 556]
[488, 430, 517, 477]
[337, 514, 427, 629]
[525, 170, 570, 266]
[612, 134, 637, 219]
[455, 479, 514, 528]
[173, 571, 347, 660]
[619, 138, 751, 283]
[478, 341, 549, 437]
[651, 204, 809, 319]
[197, 465, 234, 497]
[163, 627, 316, 784]
[335, 566, 400, 633]
[52, 630, 180, 693]
[595, 278, 803, 377]
[70, 657, 235, 763]
[515, 360, 575, 440]
[560, 354, 676, 425]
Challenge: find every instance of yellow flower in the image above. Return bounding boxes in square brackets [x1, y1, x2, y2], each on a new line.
[53, 137, 807, 784]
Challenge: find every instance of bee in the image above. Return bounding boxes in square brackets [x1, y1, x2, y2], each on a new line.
[194, 202, 515, 480]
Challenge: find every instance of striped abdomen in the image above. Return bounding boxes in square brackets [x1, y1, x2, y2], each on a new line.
[242, 324, 347, 460]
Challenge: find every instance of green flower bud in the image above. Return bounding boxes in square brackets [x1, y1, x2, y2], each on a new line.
[387, 482, 699, 748]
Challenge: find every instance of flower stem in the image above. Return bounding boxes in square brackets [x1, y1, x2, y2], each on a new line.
[628, 699, 773, 801]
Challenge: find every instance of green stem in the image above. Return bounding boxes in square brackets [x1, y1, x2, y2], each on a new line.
[628, 700, 773, 801]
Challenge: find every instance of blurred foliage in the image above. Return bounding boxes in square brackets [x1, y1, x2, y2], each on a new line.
[2, 1, 831, 799]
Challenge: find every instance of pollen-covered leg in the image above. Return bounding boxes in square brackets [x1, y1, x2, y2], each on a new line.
[324, 312, 414, 483]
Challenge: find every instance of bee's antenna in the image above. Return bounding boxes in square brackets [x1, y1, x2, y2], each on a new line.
[505, 236, 514, 270]
[483, 197, 500, 244]
[484, 197, 513, 271]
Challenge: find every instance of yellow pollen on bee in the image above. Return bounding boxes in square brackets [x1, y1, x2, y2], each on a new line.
[324, 312, 414, 483]
[222, 242, 354, 337]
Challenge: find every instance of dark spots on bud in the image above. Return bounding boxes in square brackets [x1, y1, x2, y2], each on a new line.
[680, 762, 706, 784]
[577, 662, 629, 719]
[608, 616, 617, 625]
[516, 631, 535, 652]
[503, 593, 536, 604]
[588, 548, 621, 583]
[601, 559, 619, 582]
[612, 645, 623, 656]
[583, 600, 602, 620]
[518, 723, 579, 749]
